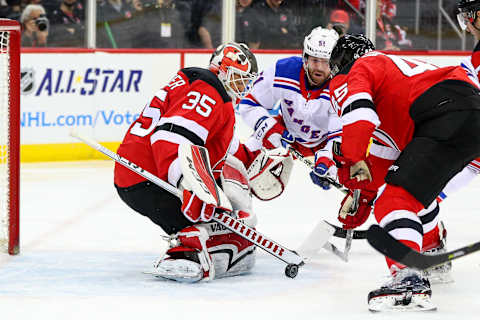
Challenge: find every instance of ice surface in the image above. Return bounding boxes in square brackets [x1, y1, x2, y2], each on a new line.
[0, 160, 479, 320]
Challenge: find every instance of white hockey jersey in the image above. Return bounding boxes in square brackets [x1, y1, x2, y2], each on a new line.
[238, 56, 341, 153]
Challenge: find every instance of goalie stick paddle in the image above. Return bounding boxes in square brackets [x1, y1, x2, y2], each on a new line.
[367, 224, 480, 270]
[70, 130, 306, 276]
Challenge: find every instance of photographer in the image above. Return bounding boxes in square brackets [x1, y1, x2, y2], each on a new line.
[20, 4, 49, 47]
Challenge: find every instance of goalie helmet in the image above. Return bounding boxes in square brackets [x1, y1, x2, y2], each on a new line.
[457, 0, 480, 30]
[329, 34, 375, 76]
[209, 42, 258, 101]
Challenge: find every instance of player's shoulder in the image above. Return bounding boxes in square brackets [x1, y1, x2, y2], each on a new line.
[336, 51, 386, 77]
[274, 56, 303, 81]
[180, 67, 231, 103]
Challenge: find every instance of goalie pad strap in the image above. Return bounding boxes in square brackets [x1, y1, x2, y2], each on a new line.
[155, 123, 204, 146]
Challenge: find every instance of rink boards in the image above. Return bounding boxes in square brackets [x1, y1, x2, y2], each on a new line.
[19, 49, 469, 161]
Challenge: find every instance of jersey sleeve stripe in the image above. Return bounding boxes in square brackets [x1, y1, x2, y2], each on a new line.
[159, 116, 209, 142]
[342, 107, 380, 128]
[155, 89, 168, 101]
[342, 99, 375, 116]
[273, 83, 301, 94]
[341, 92, 373, 110]
[153, 123, 205, 146]
[239, 99, 262, 107]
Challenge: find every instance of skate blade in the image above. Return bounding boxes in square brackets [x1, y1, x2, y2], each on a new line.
[143, 269, 203, 283]
[428, 274, 454, 285]
[368, 294, 437, 312]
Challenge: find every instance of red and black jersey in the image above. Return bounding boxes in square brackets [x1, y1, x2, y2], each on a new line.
[114, 67, 235, 188]
[329, 51, 475, 163]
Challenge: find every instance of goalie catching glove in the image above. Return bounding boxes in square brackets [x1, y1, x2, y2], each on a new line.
[338, 189, 376, 229]
[247, 148, 293, 201]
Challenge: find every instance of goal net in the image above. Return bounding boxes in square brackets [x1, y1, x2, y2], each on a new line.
[0, 19, 20, 255]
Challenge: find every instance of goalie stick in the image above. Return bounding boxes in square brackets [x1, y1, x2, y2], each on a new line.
[70, 130, 307, 278]
[367, 224, 480, 270]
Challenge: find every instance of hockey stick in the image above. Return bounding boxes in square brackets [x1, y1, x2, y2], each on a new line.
[287, 145, 367, 238]
[367, 224, 480, 270]
[287, 145, 347, 193]
[70, 130, 306, 278]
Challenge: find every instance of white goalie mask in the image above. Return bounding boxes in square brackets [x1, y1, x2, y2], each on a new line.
[209, 42, 258, 101]
[302, 27, 339, 80]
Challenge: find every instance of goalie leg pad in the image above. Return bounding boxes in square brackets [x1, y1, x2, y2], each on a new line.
[153, 211, 257, 282]
[247, 149, 293, 201]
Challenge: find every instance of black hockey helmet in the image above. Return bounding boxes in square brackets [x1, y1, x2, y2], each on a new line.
[457, 0, 480, 30]
[329, 34, 375, 76]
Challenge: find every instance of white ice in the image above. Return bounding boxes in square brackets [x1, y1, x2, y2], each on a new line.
[1, 160, 479, 320]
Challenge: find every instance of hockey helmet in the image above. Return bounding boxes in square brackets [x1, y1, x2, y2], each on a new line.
[209, 42, 258, 100]
[329, 34, 375, 76]
[457, 0, 480, 30]
[303, 27, 339, 62]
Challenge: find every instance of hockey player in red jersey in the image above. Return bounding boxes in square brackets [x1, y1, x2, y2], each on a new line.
[328, 34, 480, 311]
[114, 42, 264, 282]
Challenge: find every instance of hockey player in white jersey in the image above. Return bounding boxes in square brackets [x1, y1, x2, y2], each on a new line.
[237, 27, 342, 190]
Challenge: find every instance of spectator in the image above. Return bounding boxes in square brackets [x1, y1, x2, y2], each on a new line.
[174, 0, 221, 49]
[20, 4, 49, 47]
[235, 0, 256, 45]
[248, 0, 299, 49]
[287, 0, 330, 38]
[0, 0, 22, 20]
[327, 9, 350, 36]
[96, 0, 134, 48]
[375, 0, 411, 50]
[49, 0, 85, 47]
[130, 0, 186, 48]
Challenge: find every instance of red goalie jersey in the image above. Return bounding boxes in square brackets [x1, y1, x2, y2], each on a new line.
[114, 67, 235, 188]
[330, 52, 475, 162]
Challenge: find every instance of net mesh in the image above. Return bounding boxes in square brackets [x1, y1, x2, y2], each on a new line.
[0, 30, 10, 251]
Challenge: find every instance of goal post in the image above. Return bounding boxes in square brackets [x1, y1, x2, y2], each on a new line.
[0, 19, 20, 255]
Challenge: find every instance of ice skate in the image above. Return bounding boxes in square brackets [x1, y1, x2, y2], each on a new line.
[147, 246, 207, 283]
[368, 268, 436, 312]
[422, 221, 453, 284]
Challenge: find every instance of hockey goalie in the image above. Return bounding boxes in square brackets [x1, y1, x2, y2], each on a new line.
[113, 41, 293, 282]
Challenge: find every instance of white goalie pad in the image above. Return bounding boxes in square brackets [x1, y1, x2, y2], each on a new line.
[220, 155, 253, 214]
[246, 148, 293, 201]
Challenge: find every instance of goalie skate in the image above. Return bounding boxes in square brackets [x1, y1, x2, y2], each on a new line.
[368, 269, 436, 312]
[146, 253, 205, 283]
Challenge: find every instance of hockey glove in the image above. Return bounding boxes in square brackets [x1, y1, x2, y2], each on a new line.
[309, 156, 337, 190]
[181, 189, 216, 223]
[253, 116, 292, 149]
[334, 152, 373, 190]
[338, 189, 376, 229]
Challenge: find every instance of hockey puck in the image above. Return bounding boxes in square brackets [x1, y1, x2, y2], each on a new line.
[284, 264, 299, 278]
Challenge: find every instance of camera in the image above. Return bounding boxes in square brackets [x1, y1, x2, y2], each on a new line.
[35, 14, 49, 31]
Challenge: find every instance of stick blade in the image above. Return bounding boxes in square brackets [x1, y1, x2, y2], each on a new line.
[297, 220, 335, 258]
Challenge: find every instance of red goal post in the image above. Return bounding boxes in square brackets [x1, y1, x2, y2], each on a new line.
[0, 19, 20, 255]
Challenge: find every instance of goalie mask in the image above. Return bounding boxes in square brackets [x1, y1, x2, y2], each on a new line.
[329, 34, 375, 77]
[209, 42, 258, 101]
[457, 0, 480, 30]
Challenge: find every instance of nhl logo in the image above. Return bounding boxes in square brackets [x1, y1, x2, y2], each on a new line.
[21, 68, 35, 95]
